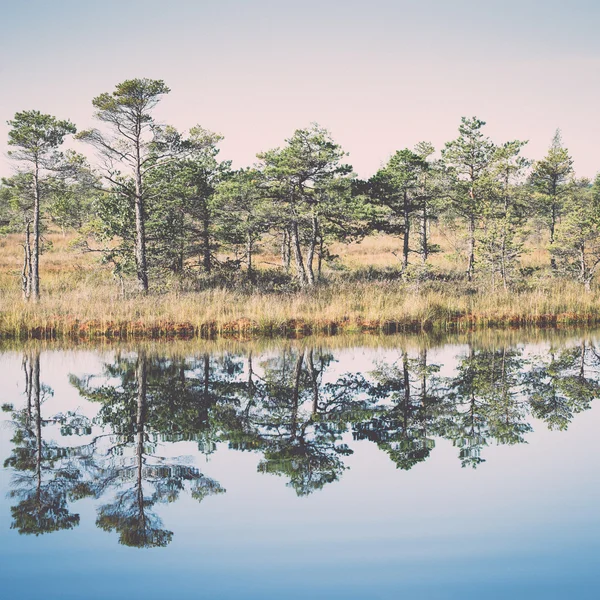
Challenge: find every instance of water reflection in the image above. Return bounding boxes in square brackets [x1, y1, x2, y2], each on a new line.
[4, 352, 87, 535]
[3, 336, 600, 548]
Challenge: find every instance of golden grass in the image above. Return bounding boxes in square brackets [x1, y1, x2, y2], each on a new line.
[0, 229, 597, 340]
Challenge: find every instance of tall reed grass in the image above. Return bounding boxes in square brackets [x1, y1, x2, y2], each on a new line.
[0, 232, 598, 340]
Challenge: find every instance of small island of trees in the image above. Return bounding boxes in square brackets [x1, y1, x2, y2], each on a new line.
[1, 78, 599, 338]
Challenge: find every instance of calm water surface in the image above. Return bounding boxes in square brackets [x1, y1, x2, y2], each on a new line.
[1, 333, 599, 599]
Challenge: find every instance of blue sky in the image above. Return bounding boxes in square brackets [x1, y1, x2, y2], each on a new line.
[1, 0, 599, 177]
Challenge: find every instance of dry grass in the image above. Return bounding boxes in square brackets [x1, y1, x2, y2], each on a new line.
[0, 229, 597, 340]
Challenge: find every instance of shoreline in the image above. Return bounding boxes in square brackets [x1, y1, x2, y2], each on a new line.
[2, 310, 600, 341]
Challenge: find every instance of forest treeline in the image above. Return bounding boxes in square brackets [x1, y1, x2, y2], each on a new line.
[1, 77, 598, 301]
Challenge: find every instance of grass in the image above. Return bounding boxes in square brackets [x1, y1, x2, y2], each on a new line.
[1, 229, 599, 340]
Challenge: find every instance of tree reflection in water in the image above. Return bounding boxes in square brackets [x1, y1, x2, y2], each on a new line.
[3, 338, 600, 546]
[3, 352, 92, 535]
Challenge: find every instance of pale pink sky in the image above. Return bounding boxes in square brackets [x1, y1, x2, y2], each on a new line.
[1, 0, 599, 179]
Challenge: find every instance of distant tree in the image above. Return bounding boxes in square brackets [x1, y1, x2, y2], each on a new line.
[552, 177, 600, 291]
[414, 141, 444, 264]
[0, 174, 37, 297]
[529, 130, 574, 270]
[6, 110, 76, 300]
[214, 168, 270, 281]
[479, 140, 530, 289]
[77, 79, 213, 292]
[144, 129, 228, 280]
[45, 151, 98, 235]
[442, 117, 496, 282]
[368, 149, 427, 272]
[258, 124, 359, 286]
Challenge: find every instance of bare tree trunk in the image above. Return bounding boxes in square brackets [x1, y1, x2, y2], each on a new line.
[134, 149, 149, 293]
[402, 190, 410, 271]
[246, 232, 253, 281]
[550, 203, 557, 271]
[501, 179, 509, 290]
[500, 234, 507, 290]
[420, 348, 427, 405]
[317, 235, 324, 280]
[579, 244, 589, 291]
[291, 221, 308, 285]
[176, 212, 185, 274]
[201, 214, 211, 273]
[306, 213, 319, 285]
[31, 163, 41, 301]
[467, 213, 475, 282]
[421, 200, 428, 264]
[281, 228, 291, 272]
[22, 220, 33, 299]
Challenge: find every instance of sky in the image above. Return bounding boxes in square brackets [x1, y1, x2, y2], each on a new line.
[1, 0, 599, 179]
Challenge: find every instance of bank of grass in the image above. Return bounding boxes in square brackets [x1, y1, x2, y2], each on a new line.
[2, 279, 600, 340]
[0, 231, 599, 340]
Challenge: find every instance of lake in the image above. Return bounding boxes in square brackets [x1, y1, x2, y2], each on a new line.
[1, 331, 599, 599]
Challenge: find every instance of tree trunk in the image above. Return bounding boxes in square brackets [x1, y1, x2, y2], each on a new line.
[281, 229, 291, 272]
[467, 213, 475, 282]
[31, 163, 41, 301]
[202, 214, 211, 273]
[550, 204, 557, 271]
[500, 234, 508, 290]
[246, 232, 253, 281]
[501, 185, 509, 290]
[134, 153, 149, 293]
[291, 221, 308, 285]
[176, 212, 185, 274]
[402, 190, 410, 271]
[22, 220, 33, 300]
[579, 244, 589, 291]
[306, 213, 319, 285]
[317, 235, 324, 280]
[421, 200, 428, 264]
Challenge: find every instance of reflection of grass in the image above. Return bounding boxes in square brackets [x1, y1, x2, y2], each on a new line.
[2, 327, 596, 356]
[1, 230, 599, 340]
